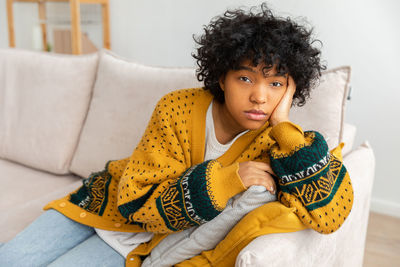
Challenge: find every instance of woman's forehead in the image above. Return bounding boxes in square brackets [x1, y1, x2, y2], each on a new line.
[234, 59, 286, 77]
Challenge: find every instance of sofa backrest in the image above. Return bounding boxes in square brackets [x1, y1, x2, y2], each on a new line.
[0, 48, 99, 174]
[0, 48, 350, 177]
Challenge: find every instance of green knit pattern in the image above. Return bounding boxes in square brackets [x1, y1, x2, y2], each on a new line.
[270, 131, 346, 211]
[156, 160, 221, 232]
[69, 161, 112, 216]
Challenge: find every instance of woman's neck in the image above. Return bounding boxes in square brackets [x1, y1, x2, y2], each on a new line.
[212, 100, 246, 145]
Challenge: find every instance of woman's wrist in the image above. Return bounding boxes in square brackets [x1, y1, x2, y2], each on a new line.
[269, 118, 290, 127]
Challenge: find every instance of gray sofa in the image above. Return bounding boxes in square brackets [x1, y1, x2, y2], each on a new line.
[0, 48, 375, 266]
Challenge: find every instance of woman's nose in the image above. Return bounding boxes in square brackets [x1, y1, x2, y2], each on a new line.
[250, 86, 267, 104]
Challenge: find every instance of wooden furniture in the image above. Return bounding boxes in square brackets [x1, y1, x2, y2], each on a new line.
[6, 0, 110, 54]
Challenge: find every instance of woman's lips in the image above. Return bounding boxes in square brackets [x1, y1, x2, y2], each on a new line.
[244, 110, 267, 121]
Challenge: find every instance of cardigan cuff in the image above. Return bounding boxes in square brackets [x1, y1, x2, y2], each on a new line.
[269, 121, 306, 154]
[206, 161, 247, 210]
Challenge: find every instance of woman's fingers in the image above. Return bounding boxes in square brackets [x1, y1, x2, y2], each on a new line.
[248, 161, 276, 176]
[238, 161, 277, 194]
[247, 171, 276, 194]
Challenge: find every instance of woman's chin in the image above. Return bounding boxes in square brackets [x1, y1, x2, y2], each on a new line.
[241, 120, 269, 131]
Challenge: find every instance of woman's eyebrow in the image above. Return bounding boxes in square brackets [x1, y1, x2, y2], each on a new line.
[262, 70, 287, 78]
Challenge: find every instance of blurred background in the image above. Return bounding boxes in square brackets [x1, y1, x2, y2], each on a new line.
[0, 0, 399, 219]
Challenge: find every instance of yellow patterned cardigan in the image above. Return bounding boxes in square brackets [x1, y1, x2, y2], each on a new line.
[45, 88, 353, 266]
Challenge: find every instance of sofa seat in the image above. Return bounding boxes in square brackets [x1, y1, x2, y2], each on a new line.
[0, 158, 82, 243]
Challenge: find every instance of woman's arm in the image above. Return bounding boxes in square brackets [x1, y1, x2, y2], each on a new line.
[268, 121, 353, 234]
[117, 153, 246, 233]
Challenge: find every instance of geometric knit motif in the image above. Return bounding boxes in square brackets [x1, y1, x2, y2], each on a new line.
[279, 154, 346, 211]
[267, 128, 353, 234]
[69, 161, 112, 216]
[271, 131, 345, 211]
[271, 131, 328, 181]
[156, 160, 221, 232]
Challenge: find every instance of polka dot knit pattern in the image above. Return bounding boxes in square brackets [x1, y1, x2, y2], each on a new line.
[45, 88, 353, 237]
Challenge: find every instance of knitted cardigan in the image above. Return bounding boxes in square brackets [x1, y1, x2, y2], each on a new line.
[44, 88, 353, 265]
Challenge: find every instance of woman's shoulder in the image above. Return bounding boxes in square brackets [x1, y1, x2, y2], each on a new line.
[151, 87, 213, 122]
[158, 87, 210, 104]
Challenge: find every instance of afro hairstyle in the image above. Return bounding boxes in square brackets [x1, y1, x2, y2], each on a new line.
[192, 3, 326, 106]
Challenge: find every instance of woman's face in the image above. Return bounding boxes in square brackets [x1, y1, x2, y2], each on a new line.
[218, 60, 288, 132]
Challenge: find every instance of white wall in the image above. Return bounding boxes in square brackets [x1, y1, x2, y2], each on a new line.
[1, 0, 399, 217]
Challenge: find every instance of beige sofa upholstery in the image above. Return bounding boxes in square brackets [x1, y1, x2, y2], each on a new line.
[0, 48, 375, 266]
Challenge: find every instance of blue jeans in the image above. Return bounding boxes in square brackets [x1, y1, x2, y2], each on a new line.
[0, 209, 125, 267]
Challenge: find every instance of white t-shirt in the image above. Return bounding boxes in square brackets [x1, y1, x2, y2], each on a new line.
[204, 100, 248, 160]
[95, 100, 247, 257]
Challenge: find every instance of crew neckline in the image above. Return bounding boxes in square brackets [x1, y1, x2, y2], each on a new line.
[205, 101, 249, 156]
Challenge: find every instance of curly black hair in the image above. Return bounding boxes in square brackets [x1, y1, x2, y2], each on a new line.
[192, 3, 326, 106]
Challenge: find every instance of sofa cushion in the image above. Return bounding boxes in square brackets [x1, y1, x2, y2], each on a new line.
[0, 158, 82, 243]
[0, 49, 99, 174]
[290, 66, 351, 150]
[69, 50, 203, 178]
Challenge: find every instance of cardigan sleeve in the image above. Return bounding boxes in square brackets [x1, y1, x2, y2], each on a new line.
[117, 154, 246, 233]
[116, 91, 247, 234]
[268, 121, 354, 234]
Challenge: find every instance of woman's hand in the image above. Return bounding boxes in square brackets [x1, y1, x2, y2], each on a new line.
[269, 75, 296, 127]
[238, 161, 277, 194]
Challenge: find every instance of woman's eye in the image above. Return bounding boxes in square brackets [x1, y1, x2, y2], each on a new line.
[239, 76, 251, 83]
[271, 82, 283, 87]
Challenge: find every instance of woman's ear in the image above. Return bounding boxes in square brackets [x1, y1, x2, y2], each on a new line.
[218, 76, 225, 91]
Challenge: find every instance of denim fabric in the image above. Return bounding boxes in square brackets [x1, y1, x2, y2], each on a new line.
[0, 209, 124, 267]
[48, 234, 125, 267]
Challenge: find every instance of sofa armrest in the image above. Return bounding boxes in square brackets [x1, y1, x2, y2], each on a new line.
[235, 142, 375, 267]
[341, 123, 357, 156]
